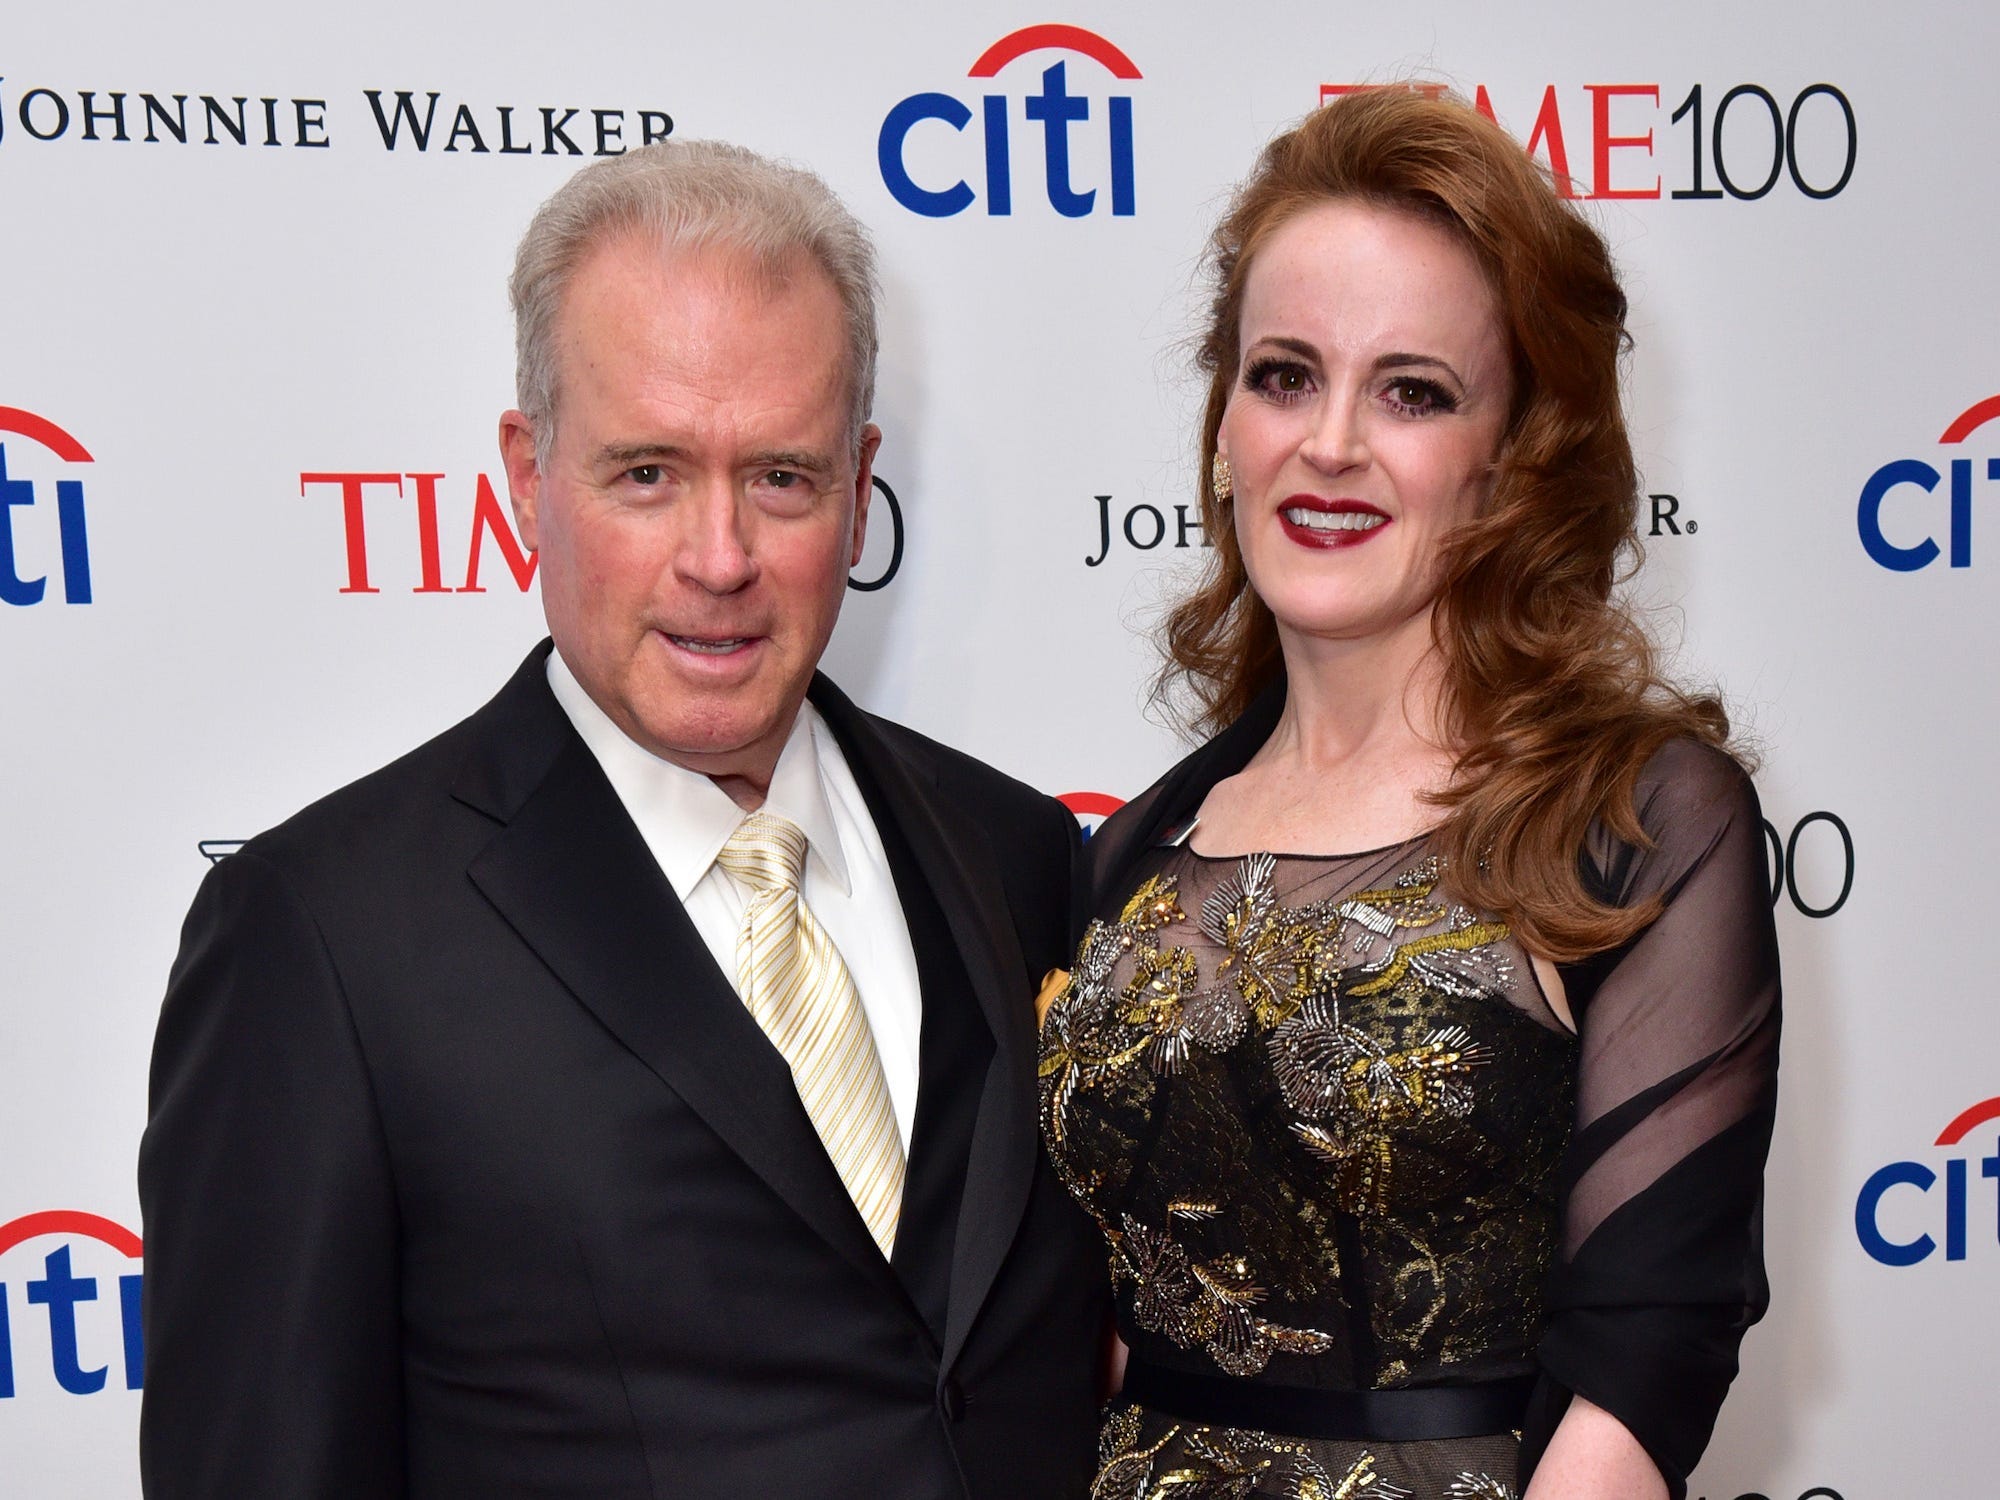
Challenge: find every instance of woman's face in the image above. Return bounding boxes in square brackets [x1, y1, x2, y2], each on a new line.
[1220, 198, 1512, 658]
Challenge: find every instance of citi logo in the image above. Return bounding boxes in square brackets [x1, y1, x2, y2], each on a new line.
[878, 24, 1138, 219]
[1854, 1095, 1999, 1266]
[1857, 395, 2000, 571]
[0, 408, 95, 606]
[0, 1211, 144, 1397]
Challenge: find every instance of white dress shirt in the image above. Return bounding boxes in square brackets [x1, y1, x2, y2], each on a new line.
[546, 651, 924, 1152]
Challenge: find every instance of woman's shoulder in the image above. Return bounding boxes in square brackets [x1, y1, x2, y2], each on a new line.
[1582, 735, 1764, 908]
[1630, 735, 1761, 837]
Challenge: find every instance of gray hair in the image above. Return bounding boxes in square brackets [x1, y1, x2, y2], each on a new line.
[509, 139, 880, 468]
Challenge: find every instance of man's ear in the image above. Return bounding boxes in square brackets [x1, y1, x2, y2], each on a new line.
[850, 422, 883, 568]
[498, 411, 543, 550]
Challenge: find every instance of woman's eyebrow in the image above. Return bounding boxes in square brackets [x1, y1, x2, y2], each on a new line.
[1370, 352, 1466, 384]
[1244, 335, 1320, 361]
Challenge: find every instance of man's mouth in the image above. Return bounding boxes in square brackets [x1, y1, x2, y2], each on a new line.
[666, 635, 754, 655]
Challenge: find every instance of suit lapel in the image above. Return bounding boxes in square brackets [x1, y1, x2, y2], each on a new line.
[456, 654, 909, 1310]
[809, 677, 1041, 1370]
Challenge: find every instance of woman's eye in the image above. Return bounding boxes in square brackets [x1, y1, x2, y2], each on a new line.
[1246, 359, 1312, 400]
[1385, 378, 1457, 415]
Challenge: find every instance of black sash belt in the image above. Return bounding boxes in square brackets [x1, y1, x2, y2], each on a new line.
[1121, 1360, 1535, 1443]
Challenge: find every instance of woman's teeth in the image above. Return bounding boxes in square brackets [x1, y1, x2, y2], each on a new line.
[1283, 508, 1385, 532]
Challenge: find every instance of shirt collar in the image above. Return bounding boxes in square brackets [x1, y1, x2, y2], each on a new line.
[545, 649, 852, 900]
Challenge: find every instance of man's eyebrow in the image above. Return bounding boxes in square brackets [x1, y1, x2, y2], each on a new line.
[747, 449, 838, 477]
[593, 442, 690, 468]
[590, 444, 841, 476]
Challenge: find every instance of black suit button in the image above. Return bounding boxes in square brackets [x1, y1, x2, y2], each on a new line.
[940, 1376, 967, 1422]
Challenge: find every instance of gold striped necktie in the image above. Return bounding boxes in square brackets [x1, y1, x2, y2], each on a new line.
[716, 810, 905, 1257]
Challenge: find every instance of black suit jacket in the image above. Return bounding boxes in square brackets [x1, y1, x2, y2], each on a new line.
[138, 643, 1106, 1499]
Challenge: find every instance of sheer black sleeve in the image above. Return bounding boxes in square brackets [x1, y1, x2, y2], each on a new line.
[1520, 740, 1782, 1499]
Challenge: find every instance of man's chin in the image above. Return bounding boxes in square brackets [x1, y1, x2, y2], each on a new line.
[626, 696, 800, 782]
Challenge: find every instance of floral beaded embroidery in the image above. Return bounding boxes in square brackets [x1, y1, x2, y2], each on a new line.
[1040, 848, 1538, 1377]
[1091, 1403, 1416, 1500]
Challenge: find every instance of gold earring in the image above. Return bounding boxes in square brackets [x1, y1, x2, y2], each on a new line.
[1211, 453, 1233, 501]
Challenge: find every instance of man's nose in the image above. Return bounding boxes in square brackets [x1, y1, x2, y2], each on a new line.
[674, 482, 757, 594]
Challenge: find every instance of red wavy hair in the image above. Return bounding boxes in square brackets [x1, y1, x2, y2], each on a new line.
[1162, 86, 1734, 960]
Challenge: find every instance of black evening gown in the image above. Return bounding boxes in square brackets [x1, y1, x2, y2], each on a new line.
[1040, 707, 1780, 1500]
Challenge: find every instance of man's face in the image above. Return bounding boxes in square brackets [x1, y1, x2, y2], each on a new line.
[501, 236, 876, 789]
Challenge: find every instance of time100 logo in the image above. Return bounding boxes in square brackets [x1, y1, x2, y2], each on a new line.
[1763, 812, 1852, 919]
[1320, 80, 1856, 202]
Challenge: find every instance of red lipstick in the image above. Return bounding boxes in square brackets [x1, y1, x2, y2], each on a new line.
[1276, 496, 1390, 549]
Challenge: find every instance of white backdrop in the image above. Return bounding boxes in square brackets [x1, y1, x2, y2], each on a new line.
[4, 3, 1994, 1495]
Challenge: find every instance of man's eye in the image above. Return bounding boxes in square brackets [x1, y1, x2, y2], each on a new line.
[628, 464, 664, 485]
[765, 470, 801, 489]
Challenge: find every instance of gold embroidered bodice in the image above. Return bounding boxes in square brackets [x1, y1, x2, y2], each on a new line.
[1041, 840, 1577, 1393]
[1052, 738, 1780, 1500]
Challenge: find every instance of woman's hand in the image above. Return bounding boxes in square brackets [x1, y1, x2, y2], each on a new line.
[1035, 967, 1069, 1028]
[1523, 1397, 1668, 1500]
[1102, 1325, 1128, 1401]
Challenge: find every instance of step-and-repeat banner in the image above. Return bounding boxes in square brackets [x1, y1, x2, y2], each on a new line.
[5, 2, 1992, 1494]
